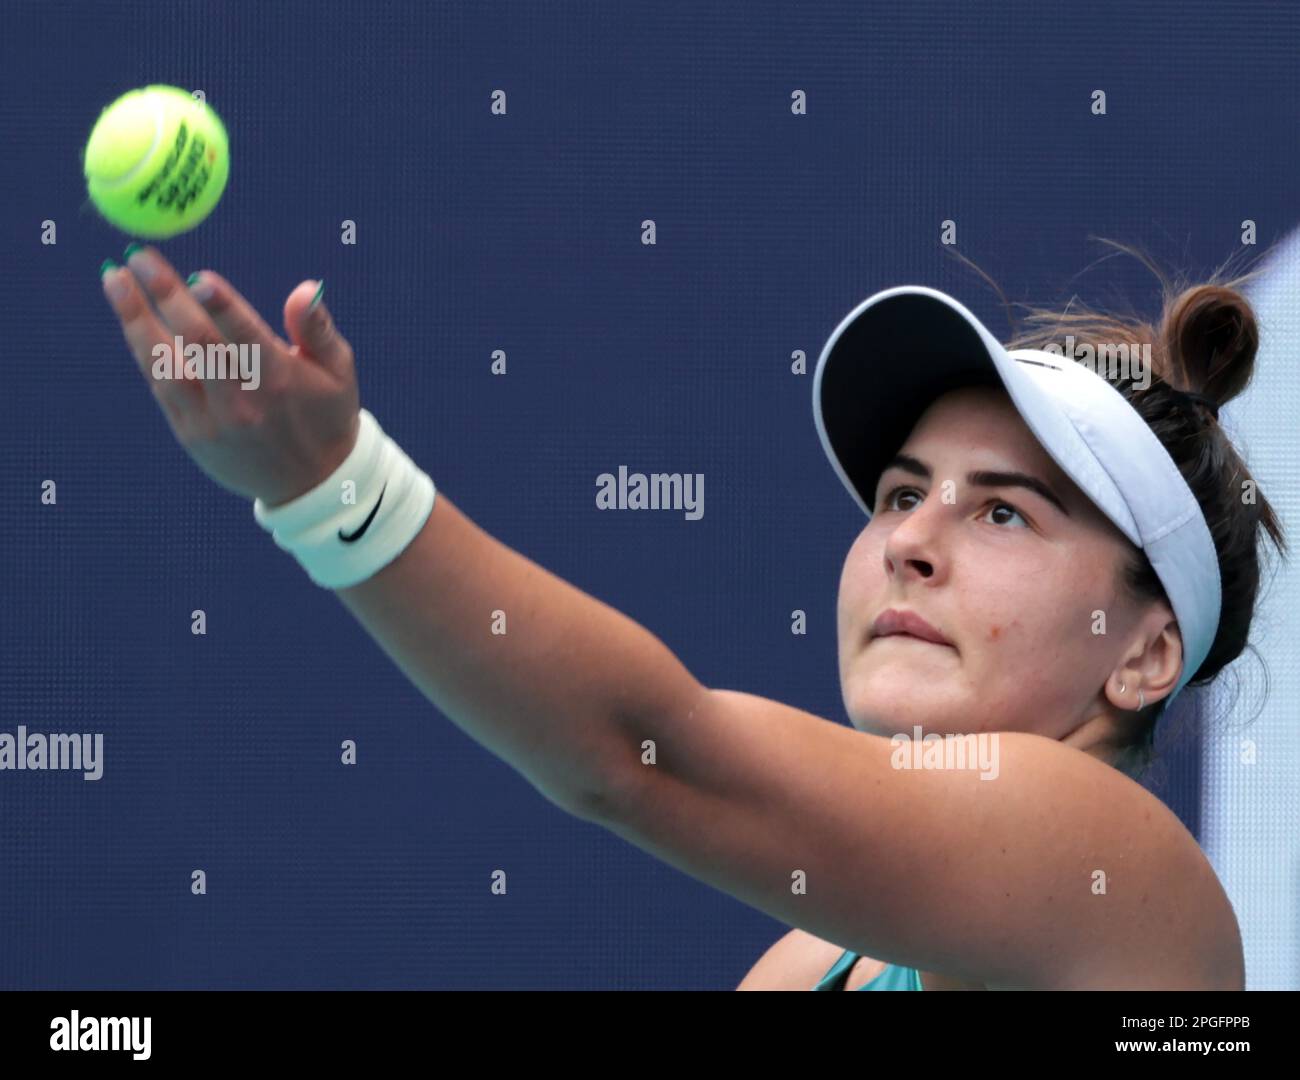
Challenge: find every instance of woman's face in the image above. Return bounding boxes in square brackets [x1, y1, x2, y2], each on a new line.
[837, 384, 1179, 744]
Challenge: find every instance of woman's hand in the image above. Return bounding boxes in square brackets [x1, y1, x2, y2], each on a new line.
[101, 245, 360, 507]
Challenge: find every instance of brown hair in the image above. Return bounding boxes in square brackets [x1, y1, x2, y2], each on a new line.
[954, 240, 1289, 780]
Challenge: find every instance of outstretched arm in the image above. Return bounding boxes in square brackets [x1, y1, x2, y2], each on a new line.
[100, 244, 700, 817]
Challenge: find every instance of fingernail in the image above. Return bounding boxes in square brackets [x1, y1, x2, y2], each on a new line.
[101, 265, 129, 303]
[124, 242, 159, 282]
[308, 279, 325, 311]
[187, 271, 214, 302]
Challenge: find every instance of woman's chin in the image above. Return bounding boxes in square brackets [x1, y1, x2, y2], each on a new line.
[845, 697, 930, 737]
[842, 678, 964, 736]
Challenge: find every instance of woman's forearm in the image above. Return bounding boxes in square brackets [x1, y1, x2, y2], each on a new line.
[334, 491, 703, 816]
[100, 249, 694, 816]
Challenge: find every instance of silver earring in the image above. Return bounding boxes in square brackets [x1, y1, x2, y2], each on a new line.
[1137, 688, 1145, 711]
[1119, 681, 1126, 694]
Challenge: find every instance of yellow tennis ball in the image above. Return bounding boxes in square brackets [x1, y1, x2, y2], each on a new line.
[83, 85, 230, 239]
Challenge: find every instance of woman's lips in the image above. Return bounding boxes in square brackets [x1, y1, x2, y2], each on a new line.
[870, 607, 954, 648]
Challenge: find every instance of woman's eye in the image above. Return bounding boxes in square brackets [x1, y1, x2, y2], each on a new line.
[881, 485, 1029, 529]
[983, 502, 1029, 528]
[882, 485, 921, 511]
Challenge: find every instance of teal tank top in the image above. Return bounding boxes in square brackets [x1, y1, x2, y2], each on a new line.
[813, 949, 923, 991]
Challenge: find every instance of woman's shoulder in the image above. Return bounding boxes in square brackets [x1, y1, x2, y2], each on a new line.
[736, 928, 884, 990]
[733, 758, 1243, 990]
[995, 733, 1244, 988]
[1117, 770, 1245, 989]
[1175, 824, 1246, 990]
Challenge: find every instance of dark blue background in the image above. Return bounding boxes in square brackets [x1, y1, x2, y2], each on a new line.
[1, 0, 1294, 989]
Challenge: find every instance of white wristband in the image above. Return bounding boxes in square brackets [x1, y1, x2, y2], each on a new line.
[252, 408, 436, 589]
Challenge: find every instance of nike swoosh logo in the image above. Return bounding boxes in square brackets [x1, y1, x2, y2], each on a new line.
[339, 483, 386, 543]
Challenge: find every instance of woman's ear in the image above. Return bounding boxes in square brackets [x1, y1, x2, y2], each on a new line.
[1107, 612, 1183, 716]
[1137, 616, 1185, 710]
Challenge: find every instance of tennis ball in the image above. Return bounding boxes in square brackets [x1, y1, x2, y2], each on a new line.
[83, 85, 229, 239]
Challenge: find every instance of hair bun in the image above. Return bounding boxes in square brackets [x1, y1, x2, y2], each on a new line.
[1161, 284, 1259, 407]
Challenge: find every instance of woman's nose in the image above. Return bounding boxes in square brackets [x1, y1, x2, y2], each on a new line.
[882, 501, 945, 579]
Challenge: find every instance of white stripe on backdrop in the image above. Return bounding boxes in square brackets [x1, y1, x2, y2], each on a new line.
[1204, 232, 1300, 990]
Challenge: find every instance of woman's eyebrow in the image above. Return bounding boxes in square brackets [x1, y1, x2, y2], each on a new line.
[879, 452, 1071, 517]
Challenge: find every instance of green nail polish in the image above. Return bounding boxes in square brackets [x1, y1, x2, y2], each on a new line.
[100, 258, 119, 278]
[123, 241, 144, 260]
[308, 280, 325, 310]
[186, 271, 201, 286]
